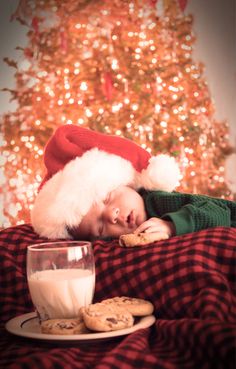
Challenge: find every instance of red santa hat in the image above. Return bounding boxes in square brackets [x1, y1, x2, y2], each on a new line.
[31, 124, 181, 239]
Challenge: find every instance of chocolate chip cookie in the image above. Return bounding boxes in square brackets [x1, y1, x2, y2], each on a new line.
[102, 296, 154, 316]
[119, 232, 169, 247]
[80, 303, 134, 332]
[41, 317, 87, 335]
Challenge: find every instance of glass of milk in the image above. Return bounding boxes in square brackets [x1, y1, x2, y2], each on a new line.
[27, 241, 95, 322]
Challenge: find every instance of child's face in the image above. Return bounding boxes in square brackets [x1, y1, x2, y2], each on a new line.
[70, 185, 147, 240]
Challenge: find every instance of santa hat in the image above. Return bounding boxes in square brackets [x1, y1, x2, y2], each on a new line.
[31, 124, 181, 239]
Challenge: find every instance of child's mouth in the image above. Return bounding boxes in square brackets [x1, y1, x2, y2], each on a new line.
[127, 210, 135, 227]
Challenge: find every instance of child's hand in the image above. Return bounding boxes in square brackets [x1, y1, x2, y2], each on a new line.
[134, 217, 175, 237]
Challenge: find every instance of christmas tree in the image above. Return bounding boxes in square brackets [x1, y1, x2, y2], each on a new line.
[1, 0, 233, 228]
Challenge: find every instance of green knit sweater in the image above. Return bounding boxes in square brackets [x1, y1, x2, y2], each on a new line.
[140, 189, 236, 236]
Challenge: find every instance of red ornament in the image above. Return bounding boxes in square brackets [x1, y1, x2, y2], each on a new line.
[103, 72, 113, 101]
[178, 0, 188, 11]
[31, 17, 39, 36]
[149, 0, 158, 7]
[24, 48, 33, 59]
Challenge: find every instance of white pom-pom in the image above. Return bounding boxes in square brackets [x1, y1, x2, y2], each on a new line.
[139, 154, 181, 192]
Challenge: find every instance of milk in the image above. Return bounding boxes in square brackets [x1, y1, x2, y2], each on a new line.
[28, 268, 95, 320]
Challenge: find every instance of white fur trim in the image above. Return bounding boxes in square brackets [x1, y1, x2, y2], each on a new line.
[31, 148, 136, 239]
[138, 154, 181, 192]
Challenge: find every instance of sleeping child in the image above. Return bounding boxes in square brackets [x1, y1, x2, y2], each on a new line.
[31, 124, 236, 245]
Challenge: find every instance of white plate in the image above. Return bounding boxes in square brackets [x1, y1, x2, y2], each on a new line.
[5, 312, 156, 342]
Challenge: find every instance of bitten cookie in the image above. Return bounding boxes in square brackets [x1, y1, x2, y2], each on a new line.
[101, 296, 154, 316]
[80, 303, 134, 332]
[41, 317, 87, 335]
[119, 232, 169, 247]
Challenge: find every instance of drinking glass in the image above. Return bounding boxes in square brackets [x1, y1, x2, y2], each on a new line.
[27, 241, 95, 322]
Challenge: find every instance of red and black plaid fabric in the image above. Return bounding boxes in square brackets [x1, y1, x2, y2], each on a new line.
[0, 224, 236, 369]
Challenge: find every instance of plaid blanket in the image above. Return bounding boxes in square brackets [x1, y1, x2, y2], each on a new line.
[0, 224, 235, 369]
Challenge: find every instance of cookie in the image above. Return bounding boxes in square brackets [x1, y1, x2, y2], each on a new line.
[80, 303, 134, 332]
[119, 232, 169, 247]
[41, 317, 87, 335]
[102, 296, 154, 316]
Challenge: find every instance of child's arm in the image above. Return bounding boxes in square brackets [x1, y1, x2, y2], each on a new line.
[136, 191, 235, 237]
[162, 200, 232, 235]
[134, 199, 233, 237]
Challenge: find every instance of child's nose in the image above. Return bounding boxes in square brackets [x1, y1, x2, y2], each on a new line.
[104, 207, 120, 224]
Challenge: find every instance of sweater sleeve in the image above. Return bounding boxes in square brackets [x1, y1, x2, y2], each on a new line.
[162, 200, 232, 235]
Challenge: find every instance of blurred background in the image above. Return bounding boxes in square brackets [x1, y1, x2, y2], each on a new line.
[0, 0, 235, 228]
